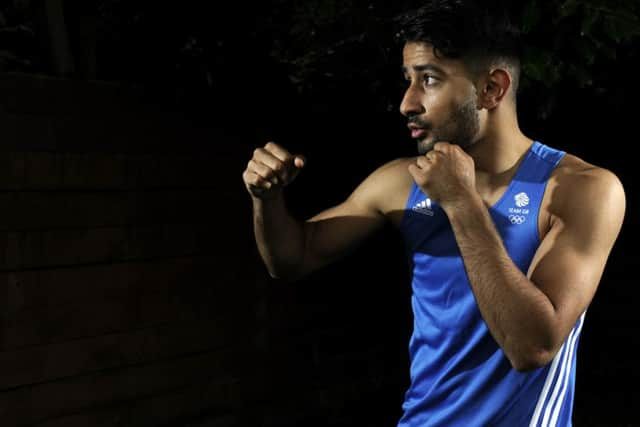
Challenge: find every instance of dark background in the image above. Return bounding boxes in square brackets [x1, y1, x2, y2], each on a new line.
[1, 0, 639, 426]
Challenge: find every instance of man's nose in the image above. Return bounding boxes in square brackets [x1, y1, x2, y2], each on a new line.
[400, 85, 425, 117]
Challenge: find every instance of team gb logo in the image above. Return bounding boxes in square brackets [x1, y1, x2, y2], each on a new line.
[514, 192, 530, 208]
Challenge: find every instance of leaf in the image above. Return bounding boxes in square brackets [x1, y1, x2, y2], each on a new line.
[604, 10, 640, 43]
[567, 63, 593, 88]
[522, 46, 558, 87]
[558, 0, 580, 19]
[574, 36, 597, 65]
[522, 0, 541, 33]
[602, 15, 623, 43]
[581, 8, 600, 36]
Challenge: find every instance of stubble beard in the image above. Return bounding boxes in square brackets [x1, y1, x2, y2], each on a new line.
[416, 98, 480, 155]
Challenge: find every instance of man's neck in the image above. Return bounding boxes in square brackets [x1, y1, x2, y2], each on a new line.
[467, 107, 532, 176]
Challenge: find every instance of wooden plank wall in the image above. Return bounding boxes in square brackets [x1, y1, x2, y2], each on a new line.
[0, 72, 413, 427]
[0, 72, 267, 427]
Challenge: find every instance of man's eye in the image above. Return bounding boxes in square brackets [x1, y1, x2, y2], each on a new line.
[424, 75, 438, 85]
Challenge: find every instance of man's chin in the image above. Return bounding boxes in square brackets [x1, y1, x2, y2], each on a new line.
[417, 138, 437, 155]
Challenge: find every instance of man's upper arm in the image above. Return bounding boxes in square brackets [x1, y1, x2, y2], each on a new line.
[527, 167, 625, 346]
[297, 158, 409, 276]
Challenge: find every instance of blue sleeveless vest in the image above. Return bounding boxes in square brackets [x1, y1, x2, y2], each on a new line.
[397, 141, 582, 427]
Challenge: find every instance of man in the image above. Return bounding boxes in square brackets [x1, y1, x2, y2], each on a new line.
[242, 1, 626, 425]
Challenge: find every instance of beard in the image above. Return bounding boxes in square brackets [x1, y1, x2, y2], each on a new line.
[413, 97, 480, 155]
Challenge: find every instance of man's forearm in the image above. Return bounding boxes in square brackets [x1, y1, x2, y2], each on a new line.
[445, 196, 558, 370]
[252, 193, 306, 279]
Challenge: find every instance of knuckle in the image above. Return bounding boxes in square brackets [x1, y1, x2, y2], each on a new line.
[435, 142, 450, 153]
[256, 168, 269, 179]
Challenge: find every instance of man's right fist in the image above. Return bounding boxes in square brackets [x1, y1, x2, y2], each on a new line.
[242, 142, 306, 199]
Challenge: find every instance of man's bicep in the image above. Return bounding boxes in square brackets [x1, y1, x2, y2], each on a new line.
[527, 171, 625, 335]
[527, 230, 598, 325]
[298, 159, 404, 275]
[294, 157, 411, 277]
[300, 195, 386, 274]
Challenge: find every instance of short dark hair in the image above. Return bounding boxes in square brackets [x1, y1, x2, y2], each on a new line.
[395, 0, 522, 95]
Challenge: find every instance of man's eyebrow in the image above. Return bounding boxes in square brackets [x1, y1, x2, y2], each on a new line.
[402, 64, 447, 75]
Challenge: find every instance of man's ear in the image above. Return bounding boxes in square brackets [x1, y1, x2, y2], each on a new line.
[477, 68, 511, 110]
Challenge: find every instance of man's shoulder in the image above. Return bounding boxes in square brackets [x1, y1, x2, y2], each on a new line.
[352, 156, 417, 217]
[367, 156, 417, 190]
[549, 153, 625, 210]
[553, 153, 622, 186]
[374, 156, 418, 173]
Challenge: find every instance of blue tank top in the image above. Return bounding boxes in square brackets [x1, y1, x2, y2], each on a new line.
[397, 141, 583, 427]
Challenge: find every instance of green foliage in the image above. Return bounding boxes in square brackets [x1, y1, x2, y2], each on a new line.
[259, 0, 640, 118]
[3, 0, 639, 120]
[520, 0, 640, 89]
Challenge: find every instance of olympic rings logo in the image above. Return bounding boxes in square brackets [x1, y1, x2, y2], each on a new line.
[509, 215, 526, 225]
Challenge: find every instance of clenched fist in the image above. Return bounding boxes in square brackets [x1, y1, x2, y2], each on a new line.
[408, 142, 476, 210]
[243, 142, 306, 200]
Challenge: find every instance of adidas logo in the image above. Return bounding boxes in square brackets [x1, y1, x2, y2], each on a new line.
[412, 198, 434, 216]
